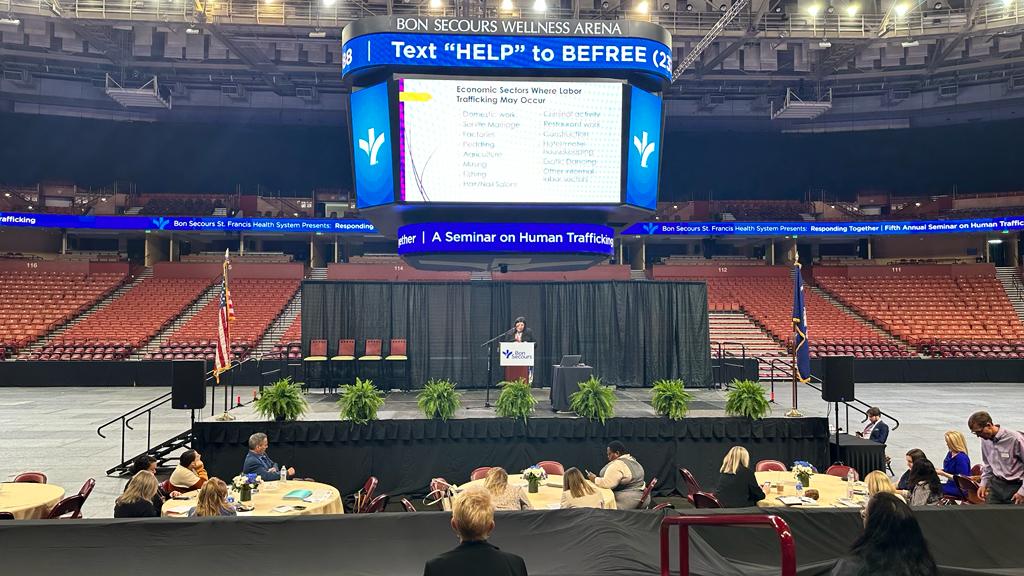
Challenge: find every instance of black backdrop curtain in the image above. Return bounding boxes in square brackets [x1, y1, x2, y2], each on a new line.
[301, 281, 711, 389]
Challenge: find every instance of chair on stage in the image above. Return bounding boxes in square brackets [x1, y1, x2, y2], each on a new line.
[970, 464, 982, 480]
[638, 477, 658, 510]
[384, 339, 409, 391]
[825, 464, 859, 481]
[470, 467, 493, 481]
[46, 495, 86, 519]
[358, 339, 384, 386]
[754, 460, 787, 473]
[955, 475, 985, 505]
[651, 503, 675, 511]
[401, 498, 417, 512]
[14, 471, 47, 484]
[693, 492, 722, 509]
[303, 339, 329, 390]
[364, 494, 390, 514]
[330, 339, 356, 392]
[537, 461, 565, 476]
[678, 467, 703, 506]
[351, 476, 379, 514]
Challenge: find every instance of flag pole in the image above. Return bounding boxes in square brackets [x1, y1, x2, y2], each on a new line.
[215, 249, 237, 422]
[786, 258, 803, 417]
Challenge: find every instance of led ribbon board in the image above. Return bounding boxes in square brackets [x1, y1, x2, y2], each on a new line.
[0, 212, 378, 234]
[621, 217, 1024, 237]
[341, 17, 672, 82]
[397, 222, 614, 255]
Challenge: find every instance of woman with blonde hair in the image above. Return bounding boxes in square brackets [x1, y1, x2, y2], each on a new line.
[189, 478, 237, 517]
[483, 467, 532, 511]
[865, 471, 905, 501]
[560, 467, 604, 509]
[937, 430, 971, 499]
[714, 446, 765, 508]
[114, 471, 161, 518]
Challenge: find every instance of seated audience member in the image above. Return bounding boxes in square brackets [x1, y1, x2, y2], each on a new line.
[906, 459, 943, 506]
[423, 487, 528, 576]
[713, 446, 765, 508]
[830, 492, 937, 576]
[126, 454, 179, 502]
[968, 411, 1024, 505]
[114, 471, 161, 518]
[242, 432, 295, 481]
[938, 430, 971, 499]
[897, 449, 927, 491]
[484, 467, 532, 511]
[560, 467, 604, 509]
[856, 407, 890, 444]
[188, 478, 237, 517]
[169, 449, 208, 492]
[587, 441, 646, 510]
[864, 470, 905, 502]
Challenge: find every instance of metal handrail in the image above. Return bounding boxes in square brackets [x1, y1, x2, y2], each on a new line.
[660, 514, 796, 576]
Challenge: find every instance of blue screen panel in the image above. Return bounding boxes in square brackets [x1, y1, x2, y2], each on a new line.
[624, 86, 662, 210]
[351, 81, 396, 209]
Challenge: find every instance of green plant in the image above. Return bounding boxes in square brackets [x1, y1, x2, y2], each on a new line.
[725, 379, 771, 419]
[494, 378, 536, 422]
[417, 378, 462, 420]
[253, 377, 309, 421]
[337, 378, 385, 424]
[651, 378, 692, 420]
[570, 376, 616, 424]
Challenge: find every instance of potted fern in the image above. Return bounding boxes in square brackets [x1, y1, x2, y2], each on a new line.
[495, 378, 536, 422]
[337, 378, 385, 425]
[253, 377, 308, 421]
[651, 378, 692, 420]
[570, 376, 616, 423]
[725, 379, 771, 419]
[417, 378, 462, 420]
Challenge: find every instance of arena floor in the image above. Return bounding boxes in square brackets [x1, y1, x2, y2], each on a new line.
[3, 381, 1018, 518]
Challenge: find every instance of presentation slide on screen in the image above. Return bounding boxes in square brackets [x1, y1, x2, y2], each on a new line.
[398, 77, 623, 204]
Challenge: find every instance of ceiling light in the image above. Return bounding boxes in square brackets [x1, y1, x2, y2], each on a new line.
[901, 39, 919, 47]
[672, 204, 678, 209]
[185, 26, 201, 34]
[533, 0, 546, 10]
[894, 3, 908, 16]
[308, 30, 326, 38]
[3, 193, 9, 197]
[686, 2, 694, 9]
[988, 238, 1004, 244]
[27, 205, 34, 210]
[1003, 0, 1013, 6]
[100, 197, 108, 202]
[500, 0, 514, 9]
[846, 3, 858, 15]
[430, 0, 443, 7]
[819, 39, 832, 48]
[636, 0, 649, 12]
[932, 1, 941, 8]
[807, 3, 820, 16]
[719, 3, 727, 10]
[322, 0, 336, 5]
[293, 212, 299, 217]
[602, 0, 610, 7]
[662, 1, 671, 9]
[826, 5, 835, 14]
[0, 16, 21, 25]
[914, 202, 921, 207]
[773, 5, 782, 12]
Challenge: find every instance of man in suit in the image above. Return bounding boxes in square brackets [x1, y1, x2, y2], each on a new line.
[423, 486, 528, 576]
[242, 432, 295, 481]
[856, 407, 890, 444]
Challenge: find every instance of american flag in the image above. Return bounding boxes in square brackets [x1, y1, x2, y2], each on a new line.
[214, 249, 236, 382]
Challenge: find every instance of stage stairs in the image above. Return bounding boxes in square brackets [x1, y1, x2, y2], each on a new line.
[255, 291, 301, 357]
[709, 311, 790, 381]
[310, 267, 328, 280]
[18, 267, 153, 358]
[133, 281, 222, 359]
[630, 269, 647, 281]
[996, 267, 1024, 324]
[809, 286, 917, 356]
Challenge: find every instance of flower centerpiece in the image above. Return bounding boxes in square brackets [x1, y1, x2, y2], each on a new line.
[792, 461, 815, 487]
[232, 473, 263, 502]
[522, 466, 548, 494]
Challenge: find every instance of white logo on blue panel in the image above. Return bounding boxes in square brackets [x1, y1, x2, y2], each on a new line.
[633, 131, 656, 169]
[358, 128, 386, 166]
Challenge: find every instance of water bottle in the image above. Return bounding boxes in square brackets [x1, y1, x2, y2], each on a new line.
[847, 470, 856, 499]
[280, 465, 288, 483]
[795, 480, 804, 497]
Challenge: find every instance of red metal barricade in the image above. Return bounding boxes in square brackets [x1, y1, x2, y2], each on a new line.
[660, 514, 796, 576]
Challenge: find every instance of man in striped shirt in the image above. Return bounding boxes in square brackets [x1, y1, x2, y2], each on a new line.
[969, 411, 1024, 505]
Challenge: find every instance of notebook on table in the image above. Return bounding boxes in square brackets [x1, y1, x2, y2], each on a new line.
[283, 489, 313, 500]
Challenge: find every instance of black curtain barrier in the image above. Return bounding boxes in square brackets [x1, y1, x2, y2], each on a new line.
[301, 280, 713, 390]
[193, 417, 830, 497]
[3, 506, 1022, 575]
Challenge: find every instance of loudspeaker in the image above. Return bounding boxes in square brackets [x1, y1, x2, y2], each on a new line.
[821, 356, 855, 402]
[171, 360, 206, 409]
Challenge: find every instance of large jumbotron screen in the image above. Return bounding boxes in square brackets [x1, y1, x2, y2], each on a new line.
[396, 77, 624, 204]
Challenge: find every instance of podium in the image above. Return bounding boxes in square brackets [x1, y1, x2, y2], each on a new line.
[499, 342, 534, 384]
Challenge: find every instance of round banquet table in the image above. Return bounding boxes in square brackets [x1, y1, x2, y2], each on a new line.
[162, 480, 342, 517]
[0, 483, 65, 519]
[755, 471, 868, 508]
[451, 474, 616, 510]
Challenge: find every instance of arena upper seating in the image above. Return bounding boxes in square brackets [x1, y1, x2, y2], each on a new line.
[710, 200, 810, 221]
[815, 266, 1024, 357]
[33, 277, 214, 359]
[148, 278, 300, 361]
[139, 197, 224, 216]
[270, 315, 302, 360]
[181, 252, 294, 263]
[0, 270, 126, 354]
